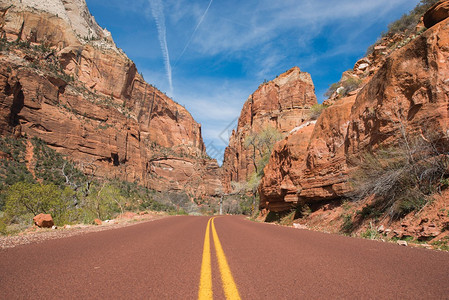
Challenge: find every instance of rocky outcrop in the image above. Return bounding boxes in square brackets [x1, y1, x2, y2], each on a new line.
[0, 0, 114, 44]
[260, 11, 449, 212]
[259, 121, 316, 212]
[346, 16, 449, 156]
[221, 67, 317, 192]
[0, 0, 222, 198]
[423, 0, 449, 28]
[260, 96, 355, 211]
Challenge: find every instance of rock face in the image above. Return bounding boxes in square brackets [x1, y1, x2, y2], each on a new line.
[221, 67, 317, 192]
[259, 13, 449, 211]
[259, 121, 316, 212]
[33, 213, 54, 228]
[0, 0, 222, 198]
[260, 96, 355, 211]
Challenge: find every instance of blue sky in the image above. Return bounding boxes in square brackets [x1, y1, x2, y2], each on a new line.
[85, 0, 420, 164]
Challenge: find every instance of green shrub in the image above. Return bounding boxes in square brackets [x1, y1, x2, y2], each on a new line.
[0, 215, 8, 235]
[81, 183, 126, 221]
[387, 0, 439, 35]
[5, 182, 76, 226]
[387, 13, 418, 35]
[431, 237, 449, 251]
[341, 78, 362, 95]
[32, 137, 86, 188]
[295, 204, 311, 218]
[340, 214, 354, 234]
[239, 195, 255, 215]
[279, 210, 295, 226]
[309, 104, 327, 120]
[360, 228, 380, 240]
[356, 205, 382, 219]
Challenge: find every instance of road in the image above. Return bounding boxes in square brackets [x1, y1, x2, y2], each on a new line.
[1, 216, 449, 299]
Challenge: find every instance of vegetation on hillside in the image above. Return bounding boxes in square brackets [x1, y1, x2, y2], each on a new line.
[0, 137, 195, 235]
[324, 77, 362, 99]
[343, 101, 449, 237]
[350, 134, 449, 222]
[226, 126, 283, 216]
[244, 126, 283, 178]
[366, 0, 439, 56]
[384, 0, 439, 36]
[308, 104, 328, 120]
[325, 0, 439, 99]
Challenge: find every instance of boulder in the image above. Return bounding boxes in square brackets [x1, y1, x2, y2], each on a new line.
[423, 0, 449, 28]
[33, 214, 54, 228]
[94, 218, 102, 226]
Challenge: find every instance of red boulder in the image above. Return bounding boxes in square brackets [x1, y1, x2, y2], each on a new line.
[33, 214, 54, 228]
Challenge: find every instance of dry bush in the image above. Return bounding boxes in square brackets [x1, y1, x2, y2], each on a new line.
[324, 77, 362, 99]
[350, 133, 449, 219]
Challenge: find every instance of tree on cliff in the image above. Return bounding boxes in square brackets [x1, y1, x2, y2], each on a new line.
[244, 126, 282, 176]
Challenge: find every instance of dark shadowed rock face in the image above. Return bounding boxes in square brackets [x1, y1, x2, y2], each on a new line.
[423, 0, 449, 29]
[0, 0, 222, 198]
[221, 67, 317, 193]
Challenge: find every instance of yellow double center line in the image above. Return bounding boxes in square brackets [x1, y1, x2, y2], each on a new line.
[198, 217, 241, 300]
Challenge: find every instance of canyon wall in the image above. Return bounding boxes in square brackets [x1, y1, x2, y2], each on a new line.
[221, 67, 317, 192]
[0, 0, 222, 198]
[260, 8, 449, 212]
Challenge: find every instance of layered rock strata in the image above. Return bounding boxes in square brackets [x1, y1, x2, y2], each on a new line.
[0, 0, 222, 198]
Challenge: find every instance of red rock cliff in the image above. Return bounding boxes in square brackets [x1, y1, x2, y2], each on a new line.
[0, 0, 222, 197]
[260, 8, 449, 212]
[221, 67, 317, 192]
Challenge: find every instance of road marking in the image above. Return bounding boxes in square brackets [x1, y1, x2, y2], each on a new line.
[211, 218, 242, 300]
[198, 218, 213, 300]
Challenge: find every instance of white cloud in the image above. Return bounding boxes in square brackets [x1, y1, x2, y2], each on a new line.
[148, 0, 173, 94]
[86, 0, 422, 162]
[188, 0, 417, 56]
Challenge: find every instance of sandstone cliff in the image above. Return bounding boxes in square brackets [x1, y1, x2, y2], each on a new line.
[221, 67, 317, 192]
[0, 0, 222, 198]
[259, 1, 449, 243]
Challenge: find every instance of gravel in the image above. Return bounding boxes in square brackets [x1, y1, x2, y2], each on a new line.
[0, 213, 166, 249]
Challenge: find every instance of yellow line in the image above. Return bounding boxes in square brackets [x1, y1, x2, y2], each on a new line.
[198, 218, 213, 300]
[211, 218, 242, 300]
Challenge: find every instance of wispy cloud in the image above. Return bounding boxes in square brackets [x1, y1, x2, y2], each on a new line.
[148, 0, 173, 94]
[191, 0, 415, 56]
[174, 0, 214, 67]
[87, 0, 421, 162]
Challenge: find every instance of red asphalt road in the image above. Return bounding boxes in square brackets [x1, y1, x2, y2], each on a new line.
[1, 216, 449, 299]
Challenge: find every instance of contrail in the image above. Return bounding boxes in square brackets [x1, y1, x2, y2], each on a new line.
[149, 0, 173, 94]
[174, 0, 214, 67]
